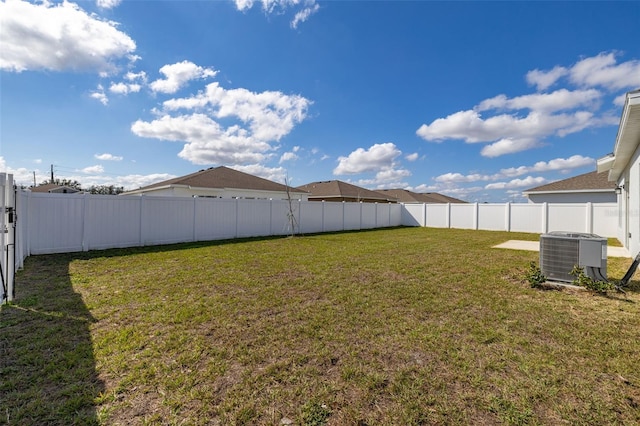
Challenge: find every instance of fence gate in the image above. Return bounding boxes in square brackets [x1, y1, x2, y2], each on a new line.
[1, 173, 16, 303]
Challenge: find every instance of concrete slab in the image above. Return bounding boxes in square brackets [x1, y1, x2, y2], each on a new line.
[493, 240, 631, 258]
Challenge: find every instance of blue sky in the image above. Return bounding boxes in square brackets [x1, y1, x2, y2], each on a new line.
[1, 0, 639, 202]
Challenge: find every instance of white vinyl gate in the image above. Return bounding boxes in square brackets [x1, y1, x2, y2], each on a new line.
[1, 173, 16, 303]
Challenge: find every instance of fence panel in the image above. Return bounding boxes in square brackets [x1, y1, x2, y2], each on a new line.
[592, 203, 618, 237]
[343, 203, 362, 230]
[477, 204, 507, 231]
[300, 202, 324, 234]
[28, 193, 85, 254]
[510, 204, 544, 233]
[270, 200, 295, 236]
[142, 196, 196, 245]
[194, 197, 238, 241]
[236, 199, 272, 238]
[360, 203, 377, 229]
[85, 195, 142, 250]
[425, 204, 448, 228]
[402, 204, 423, 226]
[323, 202, 345, 232]
[450, 204, 475, 229]
[547, 204, 588, 233]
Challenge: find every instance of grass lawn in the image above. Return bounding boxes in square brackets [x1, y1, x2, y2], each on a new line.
[2, 227, 640, 425]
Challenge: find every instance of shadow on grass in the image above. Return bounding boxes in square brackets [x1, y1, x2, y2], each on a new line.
[0, 255, 104, 425]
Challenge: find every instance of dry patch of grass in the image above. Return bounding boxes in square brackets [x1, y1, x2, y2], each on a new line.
[2, 227, 640, 425]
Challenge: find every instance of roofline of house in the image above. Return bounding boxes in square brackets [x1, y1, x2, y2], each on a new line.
[522, 188, 615, 196]
[597, 90, 640, 181]
[123, 184, 307, 196]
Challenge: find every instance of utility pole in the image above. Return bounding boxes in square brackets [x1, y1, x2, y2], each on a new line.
[50, 164, 54, 183]
[33, 171, 36, 187]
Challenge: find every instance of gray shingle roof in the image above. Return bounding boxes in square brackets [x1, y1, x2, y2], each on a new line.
[375, 189, 467, 203]
[296, 180, 395, 202]
[524, 171, 616, 193]
[132, 166, 307, 194]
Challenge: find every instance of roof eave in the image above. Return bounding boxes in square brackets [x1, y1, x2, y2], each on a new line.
[608, 90, 640, 181]
[523, 188, 615, 196]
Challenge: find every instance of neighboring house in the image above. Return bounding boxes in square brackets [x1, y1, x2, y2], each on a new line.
[122, 166, 309, 201]
[297, 180, 397, 203]
[522, 171, 617, 204]
[30, 184, 80, 194]
[376, 188, 467, 204]
[597, 89, 640, 257]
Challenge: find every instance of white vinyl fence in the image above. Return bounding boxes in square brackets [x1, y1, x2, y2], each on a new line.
[402, 202, 618, 237]
[3, 177, 620, 286]
[17, 191, 402, 258]
[1, 174, 17, 302]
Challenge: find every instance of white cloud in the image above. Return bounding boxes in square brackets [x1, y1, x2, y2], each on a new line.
[292, 3, 320, 29]
[0, 0, 136, 74]
[0, 156, 37, 187]
[500, 155, 594, 177]
[90, 85, 109, 105]
[109, 82, 141, 94]
[485, 176, 546, 190]
[95, 153, 123, 161]
[334, 143, 401, 175]
[233, 164, 287, 184]
[526, 66, 568, 91]
[82, 165, 105, 174]
[96, 0, 122, 9]
[234, 0, 319, 28]
[279, 151, 299, 163]
[417, 100, 613, 157]
[109, 71, 146, 95]
[134, 78, 311, 166]
[476, 89, 601, 114]
[149, 61, 217, 94]
[527, 53, 640, 92]
[417, 52, 635, 157]
[569, 52, 640, 91]
[435, 172, 493, 184]
[405, 152, 419, 162]
[434, 155, 595, 184]
[480, 138, 542, 158]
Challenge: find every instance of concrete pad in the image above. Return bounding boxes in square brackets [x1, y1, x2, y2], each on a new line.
[493, 240, 631, 258]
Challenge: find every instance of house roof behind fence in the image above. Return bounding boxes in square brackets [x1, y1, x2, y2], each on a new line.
[523, 170, 617, 194]
[128, 166, 307, 194]
[376, 189, 467, 203]
[296, 180, 396, 202]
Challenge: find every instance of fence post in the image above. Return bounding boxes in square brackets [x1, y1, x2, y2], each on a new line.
[542, 202, 548, 234]
[505, 202, 511, 232]
[139, 195, 145, 246]
[235, 198, 239, 238]
[322, 200, 325, 232]
[269, 199, 273, 236]
[422, 202, 427, 227]
[342, 201, 346, 231]
[474, 202, 479, 230]
[446, 203, 451, 228]
[586, 202, 593, 234]
[81, 193, 89, 251]
[193, 197, 198, 242]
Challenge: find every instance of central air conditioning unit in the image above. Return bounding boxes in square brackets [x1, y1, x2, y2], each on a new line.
[539, 232, 607, 283]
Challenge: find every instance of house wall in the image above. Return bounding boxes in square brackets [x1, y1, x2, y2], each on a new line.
[526, 192, 616, 204]
[618, 145, 640, 257]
